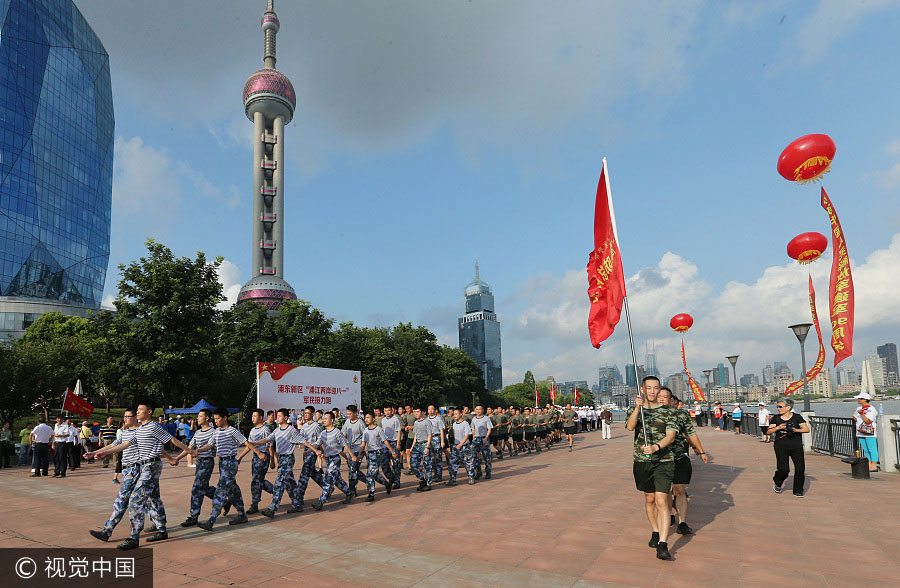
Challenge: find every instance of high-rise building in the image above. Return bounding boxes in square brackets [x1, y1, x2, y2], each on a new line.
[773, 372, 793, 395]
[877, 343, 898, 386]
[714, 363, 729, 387]
[458, 262, 502, 391]
[862, 352, 885, 390]
[0, 0, 114, 339]
[237, 1, 298, 310]
[645, 342, 659, 379]
[666, 373, 686, 397]
[774, 361, 791, 375]
[625, 364, 646, 388]
[809, 367, 833, 398]
[762, 365, 774, 386]
[598, 365, 622, 395]
[740, 373, 759, 388]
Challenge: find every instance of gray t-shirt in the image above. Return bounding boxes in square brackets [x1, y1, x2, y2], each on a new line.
[318, 428, 348, 457]
[342, 418, 366, 450]
[248, 425, 271, 450]
[267, 425, 304, 455]
[471, 415, 493, 438]
[363, 425, 387, 451]
[300, 421, 323, 446]
[412, 418, 434, 443]
[380, 415, 401, 442]
[427, 415, 445, 440]
[452, 420, 472, 446]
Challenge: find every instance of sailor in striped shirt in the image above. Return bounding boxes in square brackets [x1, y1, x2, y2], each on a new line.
[359, 412, 395, 501]
[250, 408, 306, 517]
[237, 409, 275, 514]
[195, 408, 264, 530]
[309, 411, 357, 510]
[292, 406, 326, 505]
[172, 408, 217, 526]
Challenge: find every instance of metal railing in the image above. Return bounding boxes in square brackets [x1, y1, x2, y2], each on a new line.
[809, 416, 858, 458]
[740, 414, 762, 438]
[892, 419, 900, 472]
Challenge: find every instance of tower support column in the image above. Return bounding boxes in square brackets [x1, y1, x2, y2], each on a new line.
[252, 110, 266, 275]
[273, 115, 285, 277]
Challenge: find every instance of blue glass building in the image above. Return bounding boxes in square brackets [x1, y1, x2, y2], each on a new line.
[0, 0, 113, 338]
[458, 262, 502, 391]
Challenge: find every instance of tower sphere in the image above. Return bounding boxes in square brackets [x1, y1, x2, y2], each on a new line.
[243, 69, 295, 122]
[261, 12, 280, 32]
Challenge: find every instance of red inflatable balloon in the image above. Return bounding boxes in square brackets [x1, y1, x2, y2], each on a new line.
[777, 134, 836, 185]
[787, 232, 828, 264]
[670, 313, 693, 333]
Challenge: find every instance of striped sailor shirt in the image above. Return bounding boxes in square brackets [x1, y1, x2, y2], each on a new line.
[189, 426, 216, 458]
[134, 421, 173, 461]
[209, 426, 247, 459]
[267, 425, 304, 455]
[300, 421, 323, 447]
[114, 427, 141, 466]
[317, 427, 348, 458]
[248, 424, 271, 450]
[363, 425, 387, 451]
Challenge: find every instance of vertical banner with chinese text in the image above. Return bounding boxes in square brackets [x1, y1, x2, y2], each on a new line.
[821, 188, 854, 366]
[680, 340, 706, 402]
[784, 276, 826, 395]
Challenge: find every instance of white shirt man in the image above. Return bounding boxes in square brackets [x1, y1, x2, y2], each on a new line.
[757, 403, 771, 443]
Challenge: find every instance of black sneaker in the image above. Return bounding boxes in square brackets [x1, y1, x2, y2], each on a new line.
[793, 493, 805, 498]
[197, 520, 214, 531]
[445, 480, 457, 487]
[246, 504, 259, 514]
[648, 531, 660, 548]
[468, 478, 475, 485]
[260, 507, 276, 518]
[676, 522, 693, 535]
[341, 494, 354, 504]
[416, 481, 426, 492]
[116, 538, 139, 550]
[656, 542, 672, 561]
[228, 515, 248, 526]
[773, 484, 783, 494]
[223, 503, 231, 517]
[180, 518, 198, 527]
[422, 484, 432, 491]
[89, 529, 110, 542]
[310, 499, 324, 511]
[365, 495, 375, 502]
[145, 524, 156, 533]
[485, 473, 491, 480]
[146, 531, 168, 542]
[286, 505, 303, 513]
[384, 481, 393, 495]
[474, 471, 482, 480]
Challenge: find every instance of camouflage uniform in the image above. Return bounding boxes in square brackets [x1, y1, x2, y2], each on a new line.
[250, 453, 274, 506]
[293, 450, 324, 503]
[127, 460, 168, 540]
[448, 443, 474, 482]
[429, 435, 443, 481]
[269, 453, 298, 512]
[364, 449, 391, 496]
[668, 407, 696, 485]
[318, 454, 352, 503]
[626, 405, 678, 493]
[188, 457, 216, 518]
[102, 463, 162, 535]
[472, 436, 492, 476]
[409, 441, 433, 485]
[208, 457, 245, 523]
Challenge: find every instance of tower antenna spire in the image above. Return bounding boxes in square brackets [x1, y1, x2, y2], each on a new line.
[475, 259, 480, 281]
[262, 0, 279, 69]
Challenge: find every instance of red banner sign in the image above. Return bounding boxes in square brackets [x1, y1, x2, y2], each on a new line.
[680, 340, 706, 402]
[821, 188, 854, 365]
[784, 276, 826, 395]
[62, 388, 94, 418]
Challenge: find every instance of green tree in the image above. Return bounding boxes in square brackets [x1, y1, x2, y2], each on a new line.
[0, 342, 66, 424]
[111, 239, 224, 407]
[436, 346, 484, 407]
[523, 370, 536, 390]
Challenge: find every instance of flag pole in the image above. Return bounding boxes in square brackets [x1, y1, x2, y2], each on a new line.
[602, 158, 649, 452]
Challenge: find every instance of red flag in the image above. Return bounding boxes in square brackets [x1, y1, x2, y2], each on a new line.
[535, 386, 540, 407]
[574, 386, 580, 405]
[821, 188, 854, 365]
[62, 388, 94, 418]
[550, 382, 556, 403]
[680, 340, 706, 402]
[784, 276, 826, 395]
[587, 159, 627, 348]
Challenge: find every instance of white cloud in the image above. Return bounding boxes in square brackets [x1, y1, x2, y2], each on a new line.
[101, 294, 116, 310]
[877, 137, 900, 189]
[216, 259, 244, 310]
[502, 233, 900, 384]
[112, 136, 182, 222]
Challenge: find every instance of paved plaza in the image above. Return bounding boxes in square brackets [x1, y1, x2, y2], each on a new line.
[1, 426, 898, 587]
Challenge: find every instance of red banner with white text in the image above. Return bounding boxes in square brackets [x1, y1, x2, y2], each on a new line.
[821, 188, 854, 366]
[784, 276, 826, 395]
[680, 340, 706, 402]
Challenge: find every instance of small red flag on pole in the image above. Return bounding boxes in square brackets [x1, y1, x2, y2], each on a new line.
[62, 387, 94, 418]
[535, 385, 540, 407]
[574, 386, 580, 406]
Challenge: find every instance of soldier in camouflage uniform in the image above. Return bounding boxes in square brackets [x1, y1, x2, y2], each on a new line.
[625, 376, 678, 561]
[294, 406, 326, 505]
[360, 412, 395, 501]
[446, 407, 475, 485]
[658, 387, 707, 537]
[409, 408, 434, 491]
[174, 408, 217, 526]
[238, 409, 275, 514]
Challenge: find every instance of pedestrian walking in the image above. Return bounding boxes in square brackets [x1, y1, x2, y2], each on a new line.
[252, 408, 305, 517]
[713, 402, 725, 431]
[308, 411, 357, 510]
[173, 409, 217, 526]
[426, 404, 446, 481]
[767, 398, 810, 498]
[471, 405, 493, 479]
[561, 403, 578, 451]
[409, 407, 434, 491]
[600, 407, 613, 439]
[30, 417, 53, 476]
[658, 388, 708, 536]
[341, 405, 367, 497]
[379, 406, 403, 488]
[757, 402, 771, 443]
[238, 409, 275, 513]
[18, 422, 33, 466]
[732, 403, 742, 435]
[52, 416, 70, 477]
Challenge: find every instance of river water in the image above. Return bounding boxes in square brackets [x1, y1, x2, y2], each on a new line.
[613, 399, 900, 419]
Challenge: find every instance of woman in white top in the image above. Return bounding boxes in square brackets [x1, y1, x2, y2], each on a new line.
[757, 402, 771, 443]
[853, 392, 879, 472]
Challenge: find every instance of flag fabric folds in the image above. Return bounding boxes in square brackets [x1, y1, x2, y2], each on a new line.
[784, 276, 826, 395]
[574, 386, 580, 406]
[535, 386, 540, 407]
[821, 188, 854, 366]
[62, 388, 94, 418]
[680, 340, 706, 402]
[550, 382, 556, 403]
[587, 159, 627, 348]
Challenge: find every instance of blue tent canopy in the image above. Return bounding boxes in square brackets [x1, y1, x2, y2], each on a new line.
[164, 399, 239, 415]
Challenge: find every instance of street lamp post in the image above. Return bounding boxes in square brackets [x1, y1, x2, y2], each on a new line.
[703, 369, 713, 427]
[789, 323, 813, 412]
[726, 355, 739, 403]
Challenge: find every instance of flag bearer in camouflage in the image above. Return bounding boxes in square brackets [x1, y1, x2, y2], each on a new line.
[238, 409, 275, 514]
[426, 404, 446, 482]
[86, 408, 165, 543]
[447, 407, 475, 486]
[171, 408, 217, 526]
[658, 388, 708, 536]
[625, 376, 678, 561]
[309, 411, 357, 510]
[471, 405, 493, 479]
[410, 407, 434, 491]
[359, 412, 395, 501]
[196, 408, 265, 531]
[293, 406, 326, 505]
[250, 408, 305, 517]
[341, 405, 367, 497]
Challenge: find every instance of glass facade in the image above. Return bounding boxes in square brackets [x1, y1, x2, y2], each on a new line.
[0, 0, 113, 315]
[458, 268, 502, 391]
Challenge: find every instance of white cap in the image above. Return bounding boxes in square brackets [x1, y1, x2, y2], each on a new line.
[758, 402, 765, 406]
[734, 402, 740, 406]
[855, 392, 872, 400]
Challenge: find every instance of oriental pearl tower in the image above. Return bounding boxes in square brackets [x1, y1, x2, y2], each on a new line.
[237, 0, 298, 310]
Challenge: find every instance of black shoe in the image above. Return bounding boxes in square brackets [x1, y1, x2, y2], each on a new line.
[423, 484, 432, 491]
[180, 518, 198, 527]
[147, 531, 168, 542]
[341, 494, 354, 504]
[496, 454, 503, 460]
[197, 520, 214, 531]
[676, 522, 693, 535]
[145, 524, 156, 534]
[384, 481, 393, 495]
[670, 514, 676, 526]
[246, 504, 259, 514]
[649, 532, 660, 548]
[260, 507, 276, 518]
[365, 495, 375, 502]
[485, 473, 491, 480]
[89, 529, 110, 542]
[228, 515, 248, 526]
[117, 538, 139, 550]
[468, 478, 475, 485]
[446, 480, 457, 487]
[286, 504, 303, 513]
[416, 481, 426, 492]
[656, 542, 672, 561]
[223, 503, 231, 517]
[793, 493, 805, 498]
[31, 473, 41, 477]
[773, 484, 783, 494]
[311, 500, 324, 511]
[474, 472, 482, 480]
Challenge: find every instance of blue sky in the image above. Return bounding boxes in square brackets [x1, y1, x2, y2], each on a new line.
[78, 0, 900, 386]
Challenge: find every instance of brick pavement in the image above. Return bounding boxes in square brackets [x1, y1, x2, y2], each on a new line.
[1, 426, 898, 587]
